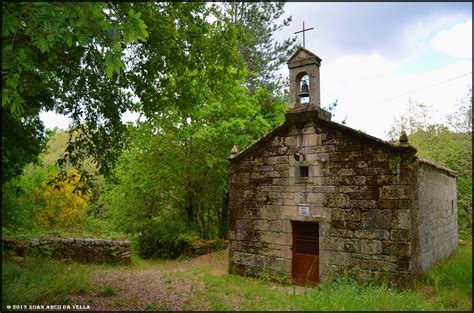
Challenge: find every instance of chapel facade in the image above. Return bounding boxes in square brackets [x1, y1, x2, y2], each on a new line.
[227, 47, 458, 286]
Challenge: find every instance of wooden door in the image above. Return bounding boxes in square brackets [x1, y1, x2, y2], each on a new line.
[292, 221, 319, 286]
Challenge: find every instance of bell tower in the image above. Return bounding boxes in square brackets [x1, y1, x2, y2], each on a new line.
[287, 47, 322, 111]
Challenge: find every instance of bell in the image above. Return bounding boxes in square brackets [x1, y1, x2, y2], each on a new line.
[298, 81, 309, 98]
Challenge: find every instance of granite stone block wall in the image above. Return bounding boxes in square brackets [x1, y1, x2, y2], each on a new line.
[228, 117, 419, 285]
[3, 237, 131, 264]
[414, 161, 458, 272]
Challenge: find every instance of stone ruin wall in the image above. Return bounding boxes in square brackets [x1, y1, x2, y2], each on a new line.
[3, 237, 131, 264]
[414, 161, 458, 272]
[229, 119, 418, 285]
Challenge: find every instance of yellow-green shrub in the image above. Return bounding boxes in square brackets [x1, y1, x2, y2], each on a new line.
[35, 169, 91, 228]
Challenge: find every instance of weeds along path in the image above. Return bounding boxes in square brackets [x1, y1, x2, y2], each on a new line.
[4, 244, 471, 310]
[70, 250, 229, 311]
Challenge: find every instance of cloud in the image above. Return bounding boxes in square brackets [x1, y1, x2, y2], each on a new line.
[431, 19, 472, 59]
[316, 53, 472, 140]
[280, 2, 472, 60]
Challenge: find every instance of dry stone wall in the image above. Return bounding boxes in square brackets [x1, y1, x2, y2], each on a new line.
[229, 115, 419, 285]
[3, 237, 131, 264]
[415, 161, 457, 272]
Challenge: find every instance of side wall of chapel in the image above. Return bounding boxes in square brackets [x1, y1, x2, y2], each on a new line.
[413, 162, 458, 273]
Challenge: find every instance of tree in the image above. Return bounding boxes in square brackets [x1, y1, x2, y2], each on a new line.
[445, 88, 472, 234]
[220, 2, 298, 96]
[2, 2, 298, 183]
[3, 2, 297, 241]
[1, 163, 50, 230]
[387, 92, 472, 235]
[2, 2, 147, 182]
[1, 109, 46, 184]
[386, 99, 432, 141]
[100, 2, 299, 239]
[2, 130, 102, 233]
[447, 88, 472, 134]
[103, 15, 287, 236]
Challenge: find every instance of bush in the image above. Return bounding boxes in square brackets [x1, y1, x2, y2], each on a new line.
[137, 218, 197, 259]
[35, 168, 91, 228]
[2, 164, 49, 229]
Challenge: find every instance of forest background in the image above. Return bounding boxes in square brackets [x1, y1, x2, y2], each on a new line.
[2, 2, 471, 258]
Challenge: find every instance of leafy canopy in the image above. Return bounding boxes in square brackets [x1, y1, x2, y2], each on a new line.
[2, 2, 148, 182]
[2, 2, 297, 184]
[101, 3, 295, 238]
[103, 4, 289, 237]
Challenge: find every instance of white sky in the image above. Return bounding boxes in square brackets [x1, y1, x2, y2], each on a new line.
[41, 3, 472, 140]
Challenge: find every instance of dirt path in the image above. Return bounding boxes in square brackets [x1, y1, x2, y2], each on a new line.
[70, 250, 228, 311]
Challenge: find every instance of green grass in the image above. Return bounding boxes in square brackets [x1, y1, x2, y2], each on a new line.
[2, 256, 90, 307]
[182, 269, 442, 311]
[2, 243, 472, 311]
[143, 301, 172, 311]
[297, 279, 439, 311]
[175, 245, 473, 311]
[97, 284, 118, 297]
[416, 242, 472, 310]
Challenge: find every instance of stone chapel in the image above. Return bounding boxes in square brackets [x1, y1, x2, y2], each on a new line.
[227, 47, 458, 286]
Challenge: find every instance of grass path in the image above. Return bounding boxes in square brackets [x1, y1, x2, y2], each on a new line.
[3, 244, 472, 311]
[69, 252, 227, 311]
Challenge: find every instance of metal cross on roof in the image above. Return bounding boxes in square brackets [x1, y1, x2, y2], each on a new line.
[294, 21, 314, 48]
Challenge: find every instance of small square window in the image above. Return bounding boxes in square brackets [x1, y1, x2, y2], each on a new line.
[299, 166, 309, 177]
